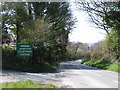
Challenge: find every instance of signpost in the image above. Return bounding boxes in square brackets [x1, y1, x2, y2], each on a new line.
[17, 44, 33, 57]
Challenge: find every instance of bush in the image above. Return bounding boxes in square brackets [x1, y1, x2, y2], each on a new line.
[90, 50, 104, 60]
[2, 46, 17, 63]
[81, 59, 89, 64]
[2, 45, 59, 73]
[2, 45, 16, 50]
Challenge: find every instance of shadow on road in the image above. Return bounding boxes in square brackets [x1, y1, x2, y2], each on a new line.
[59, 60, 99, 70]
[1, 70, 28, 76]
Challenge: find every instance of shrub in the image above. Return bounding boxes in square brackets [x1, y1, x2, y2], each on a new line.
[90, 50, 104, 60]
[2, 45, 16, 50]
[81, 59, 89, 64]
[2, 44, 58, 73]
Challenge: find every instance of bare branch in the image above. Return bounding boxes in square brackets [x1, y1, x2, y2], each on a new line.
[75, 0, 119, 35]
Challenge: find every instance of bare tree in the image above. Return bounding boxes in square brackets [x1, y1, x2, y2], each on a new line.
[75, 0, 119, 35]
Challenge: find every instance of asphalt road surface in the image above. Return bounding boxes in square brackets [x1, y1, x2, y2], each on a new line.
[59, 60, 119, 88]
[0, 60, 119, 88]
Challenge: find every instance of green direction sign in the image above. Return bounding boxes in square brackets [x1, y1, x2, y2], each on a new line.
[17, 44, 33, 57]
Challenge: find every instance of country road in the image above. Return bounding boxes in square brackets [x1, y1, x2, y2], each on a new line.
[59, 60, 119, 88]
[0, 60, 119, 88]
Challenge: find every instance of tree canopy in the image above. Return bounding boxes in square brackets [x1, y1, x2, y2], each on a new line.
[1, 2, 75, 62]
[76, 0, 120, 62]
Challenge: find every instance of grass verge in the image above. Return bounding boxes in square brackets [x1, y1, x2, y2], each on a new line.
[0, 80, 54, 89]
[107, 62, 119, 72]
[81, 59, 120, 72]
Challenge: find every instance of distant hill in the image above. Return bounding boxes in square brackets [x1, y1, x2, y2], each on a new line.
[85, 43, 94, 47]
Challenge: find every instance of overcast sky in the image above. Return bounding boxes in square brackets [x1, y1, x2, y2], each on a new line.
[69, 2, 106, 44]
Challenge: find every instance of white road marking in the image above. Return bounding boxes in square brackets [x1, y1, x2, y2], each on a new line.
[86, 70, 90, 72]
[86, 70, 101, 77]
[114, 80, 118, 83]
[101, 71, 118, 78]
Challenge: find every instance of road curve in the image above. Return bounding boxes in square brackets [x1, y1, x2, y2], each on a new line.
[59, 60, 119, 88]
[0, 60, 119, 88]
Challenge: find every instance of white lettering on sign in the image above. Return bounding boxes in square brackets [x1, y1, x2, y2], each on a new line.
[20, 54, 30, 56]
[19, 48, 32, 50]
[20, 45, 30, 47]
[17, 44, 32, 57]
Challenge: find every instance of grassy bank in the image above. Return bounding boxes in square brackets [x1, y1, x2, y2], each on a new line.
[2, 45, 61, 73]
[81, 59, 120, 72]
[2, 61, 59, 73]
[107, 62, 119, 72]
[0, 80, 54, 89]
